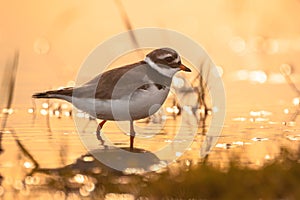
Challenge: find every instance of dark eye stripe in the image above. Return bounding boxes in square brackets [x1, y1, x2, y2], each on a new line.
[164, 56, 174, 62]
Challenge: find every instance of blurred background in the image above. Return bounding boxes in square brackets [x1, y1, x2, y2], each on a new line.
[0, 0, 299, 108]
[1, 0, 300, 199]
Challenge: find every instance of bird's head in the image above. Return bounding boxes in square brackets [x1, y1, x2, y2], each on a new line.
[144, 48, 191, 77]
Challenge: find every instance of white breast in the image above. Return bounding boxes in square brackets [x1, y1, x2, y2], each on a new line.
[71, 84, 170, 121]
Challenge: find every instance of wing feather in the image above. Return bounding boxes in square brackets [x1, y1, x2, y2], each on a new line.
[73, 61, 149, 100]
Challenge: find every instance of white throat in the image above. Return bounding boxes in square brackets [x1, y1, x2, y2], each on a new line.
[144, 57, 179, 78]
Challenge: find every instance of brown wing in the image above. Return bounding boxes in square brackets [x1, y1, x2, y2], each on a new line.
[73, 61, 150, 100]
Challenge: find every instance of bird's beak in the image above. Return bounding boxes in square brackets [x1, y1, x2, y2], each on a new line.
[180, 64, 192, 72]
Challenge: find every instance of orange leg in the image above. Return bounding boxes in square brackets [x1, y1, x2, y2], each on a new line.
[96, 120, 107, 144]
[129, 120, 135, 151]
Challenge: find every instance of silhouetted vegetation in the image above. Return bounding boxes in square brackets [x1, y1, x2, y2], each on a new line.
[0, 51, 19, 152]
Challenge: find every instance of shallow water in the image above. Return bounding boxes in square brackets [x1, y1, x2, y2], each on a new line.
[0, 103, 299, 199]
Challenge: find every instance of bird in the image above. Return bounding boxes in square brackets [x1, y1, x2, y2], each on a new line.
[32, 48, 191, 151]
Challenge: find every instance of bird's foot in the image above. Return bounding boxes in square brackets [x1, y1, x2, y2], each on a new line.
[96, 130, 105, 145]
[129, 145, 134, 152]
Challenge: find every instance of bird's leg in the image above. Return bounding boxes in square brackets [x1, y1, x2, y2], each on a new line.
[96, 120, 107, 145]
[129, 120, 135, 151]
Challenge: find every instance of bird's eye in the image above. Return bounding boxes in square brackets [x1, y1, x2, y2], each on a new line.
[164, 56, 173, 62]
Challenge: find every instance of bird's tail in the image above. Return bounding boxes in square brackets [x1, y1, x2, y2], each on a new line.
[32, 92, 50, 98]
[32, 87, 73, 99]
